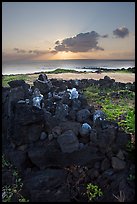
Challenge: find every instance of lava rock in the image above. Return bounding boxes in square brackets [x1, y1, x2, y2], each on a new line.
[111, 157, 126, 170]
[23, 169, 70, 202]
[57, 130, 79, 153]
[40, 132, 48, 141]
[76, 109, 91, 123]
[59, 121, 81, 136]
[8, 80, 26, 88]
[55, 102, 69, 121]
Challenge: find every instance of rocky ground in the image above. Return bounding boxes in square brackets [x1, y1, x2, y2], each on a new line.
[2, 74, 135, 202]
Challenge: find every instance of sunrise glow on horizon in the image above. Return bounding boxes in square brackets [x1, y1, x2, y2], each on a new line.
[2, 2, 135, 62]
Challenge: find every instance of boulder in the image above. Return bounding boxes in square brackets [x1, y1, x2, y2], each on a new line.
[28, 141, 104, 169]
[115, 130, 130, 149]
[40, 132, 48, 141]
[91, 127, 116, 153]
[55, 102, 69, 121]
[57, 130, 79, 153]
[8, 80, 26, 88]
[23, 169, 70, 202]
[101, 158, 111, 171]
[43, 109, 59, 133]
[38, 73, 48, 81]
[71, 98, 81, 111]
[111, 157, 126, 170]
[79, 123, 92, 137]
[76, 109, 91, 123]
[59, 121, 81, 136]
[33, 78, 52, 95]
[4, 149, 27, 171]
[93, 110, 106, 123]
[10, 104, 44, 145]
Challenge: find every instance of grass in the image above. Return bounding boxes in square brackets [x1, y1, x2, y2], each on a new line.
[2, 74, 28, 87]
[83, 85, 135, 135]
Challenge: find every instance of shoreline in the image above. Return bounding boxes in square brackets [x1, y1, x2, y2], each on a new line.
[2, 70, 135, 87]
[23, 72, 135, 85]
[47, 72, 135, 83]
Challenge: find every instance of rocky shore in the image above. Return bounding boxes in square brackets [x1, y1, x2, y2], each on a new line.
[2, 74, 135, 202]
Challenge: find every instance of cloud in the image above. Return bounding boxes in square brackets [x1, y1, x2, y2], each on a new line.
[113, 27, 129, 38]
[54, 31, 108, 53]
[14, 48, 26, 53]
[102, 34, 108, 38]
[13, 48, 49, 55]
[3, 48, 57, 62]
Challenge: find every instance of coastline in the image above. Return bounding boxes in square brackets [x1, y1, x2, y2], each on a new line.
[2, 69, 135, 87]
[46, 72, 135, 83]
[23, 72, 135, 85]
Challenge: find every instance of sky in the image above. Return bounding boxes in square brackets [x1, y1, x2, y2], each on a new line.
[2, 2, 135, 62]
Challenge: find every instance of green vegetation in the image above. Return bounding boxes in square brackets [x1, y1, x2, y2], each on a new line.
[2, 154, 12, 168]
[2, 154, 29, 202]
[126, 140, 135, 152]
[86, 183, 103, 201]
[83, 85, 135, 135]
[46, 68, 80, 74]
[100, 67, 135, 73]
[2, 74, 28, 87]
[127, 174, 135, 181]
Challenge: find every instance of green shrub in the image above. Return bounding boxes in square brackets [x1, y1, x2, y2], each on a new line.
[86, 183, 103, 201]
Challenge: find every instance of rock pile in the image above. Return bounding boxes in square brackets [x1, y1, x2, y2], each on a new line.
[2, 74, 135, 202]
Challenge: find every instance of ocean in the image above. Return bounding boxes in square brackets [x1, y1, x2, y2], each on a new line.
[2, 59, 135, 75]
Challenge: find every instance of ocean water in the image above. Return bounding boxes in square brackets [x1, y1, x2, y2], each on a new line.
[2, 59, 135, 75]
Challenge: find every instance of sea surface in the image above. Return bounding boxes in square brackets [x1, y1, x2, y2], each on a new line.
[2, 59, 135, 75]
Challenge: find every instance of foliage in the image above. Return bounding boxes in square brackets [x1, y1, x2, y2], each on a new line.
[2, 155, 12, 168]
[84, 85, 135, 134]
[46, 68, 80, 74]
[126, 140, 135, 152]
[127, 174, 135, 181]
[86, 183, 103, 201]
[2, 154, 29, 202]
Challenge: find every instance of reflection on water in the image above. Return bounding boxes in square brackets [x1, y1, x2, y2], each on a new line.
[2, 59, 135, 75]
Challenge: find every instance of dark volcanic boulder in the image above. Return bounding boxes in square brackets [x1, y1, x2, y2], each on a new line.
[76, 109, 91, 123]
[111, 157, 126, 170]
[57, 130, 79, 153]
[43, 109, 60, 133]
[8, 80, 26, 88]
[28, 141, 104, 169]
[59, 121, 81, 136]
[4, 148, 27, 171]
[10, 104, 44, 145]
[23, 169, 70, 202]
[71, 98, 81, 111]
[99, 76, 115, 88]
[55, 102, 69, 121]
[2, 87, 11, 141]
[90, 127, 117, 153]
[33, 76, 53, 95]
[38, 73, 48, 81]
